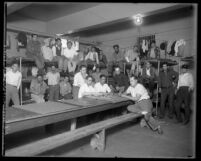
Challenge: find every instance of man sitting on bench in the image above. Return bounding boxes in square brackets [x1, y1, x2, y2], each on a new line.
[121, 75, 163, 134]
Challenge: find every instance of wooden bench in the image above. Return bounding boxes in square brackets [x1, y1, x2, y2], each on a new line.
[5, 113, 143, 156]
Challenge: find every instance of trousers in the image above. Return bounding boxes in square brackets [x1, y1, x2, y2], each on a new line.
[49, 84, 60, 101]
[6, 84, 20, 107]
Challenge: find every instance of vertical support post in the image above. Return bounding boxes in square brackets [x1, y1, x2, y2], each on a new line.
[156, 60, 160, 116]
[70, 118, 77, 131]
[20, 57, 22, 105]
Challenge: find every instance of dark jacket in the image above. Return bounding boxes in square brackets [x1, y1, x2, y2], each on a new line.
[113, 73, 129, 89]
[142, 67, 155, 80]
[158, 69, 178, 88]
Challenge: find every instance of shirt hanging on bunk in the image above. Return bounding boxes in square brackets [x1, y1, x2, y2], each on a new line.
[166, 40, 173, 53]
[168, 40, 176, 56]
[17, 32, 27, 47]
[174, 39, 186, 57]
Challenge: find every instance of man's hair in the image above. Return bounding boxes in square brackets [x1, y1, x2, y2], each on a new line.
[100, 74, 106, 79]
[37, 74, 43, 78]
[55, 38, 61, 42]
[86, 75, 93, 80]
[113, 44, 119, 49]
[67, 41, 73, 45]
[31, 34, 38, 37]
[151, 40, 156, 44]
[80, 65, 87, 70]
[129, 74, 138, 81]
[11, 60, 19, 66]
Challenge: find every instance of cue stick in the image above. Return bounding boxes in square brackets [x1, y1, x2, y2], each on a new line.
[20, 57, 22, 105]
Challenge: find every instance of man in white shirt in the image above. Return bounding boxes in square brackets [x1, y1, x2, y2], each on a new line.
[94, 74, 111, 94]
[121, 75, 163, 134]
[62, 41, 78, 73]
[78, 75, 99, 98]
[175, 64, 194, 125]
[85, 46, 99, 70]
[41, 38, 54, 62]
[44, 65, 60, 101]
[73, 65, 88, 99]
[6, 61, 22, 107]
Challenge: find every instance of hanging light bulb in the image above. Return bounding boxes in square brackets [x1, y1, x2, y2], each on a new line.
[133, 14, 143, 25]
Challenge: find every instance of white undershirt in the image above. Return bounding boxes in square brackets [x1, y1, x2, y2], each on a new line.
[177, 72, 194, 90]
[45, 72, 60, 85]
[126, 83, 150, 101]
[6, 69, 22, 89]
[78, 83, 96, 98]
[94, 82, 111, 93]
[73, 72, 87, 87]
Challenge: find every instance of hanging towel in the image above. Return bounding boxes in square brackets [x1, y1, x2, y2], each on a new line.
[166, 40, 173, 53]
[142, 40, 146, 53]
[168, 40, 176, 56]
[17, 32, 27, 47]
[174, 39, 186, 56]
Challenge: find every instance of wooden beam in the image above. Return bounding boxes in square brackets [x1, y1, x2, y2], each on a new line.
[5, 113, 142, 156]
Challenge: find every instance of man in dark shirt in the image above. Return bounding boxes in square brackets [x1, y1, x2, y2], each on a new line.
[107, 44, 126, 75]
[141, 61, 156, 98]
[98, 50, 108, 69]
[109, 66, 129, 94]
[158, 63, 178, 119]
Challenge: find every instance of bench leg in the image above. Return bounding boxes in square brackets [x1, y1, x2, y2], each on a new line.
[70, 118, 77, 131]
[90, 129, 105, 151]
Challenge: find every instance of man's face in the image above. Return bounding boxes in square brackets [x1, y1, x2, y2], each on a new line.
[163, 64, 168, 71]
[130, 77, 137, 87]
[91, 47, 96, 52]
[64, 76, 69, 82]
[115, 68, 121, 75]
[56, 40, 61, 46]
[114, 47, 119, 53]
[133, 46, 138, 52]
[100, 76, 106, 84]
[151, 43, 156, 48]
[146, 62, 151, 69]
[87, 77, 93, 86]
[32, 35, 37, 41]
[67, 42, 72, 49]
[37, 76, 43, 83]
[51, 66, 56, 72]
[182, 68, 187, 73]
[12, 64, 18, 72]
[80, 67, 87, 75]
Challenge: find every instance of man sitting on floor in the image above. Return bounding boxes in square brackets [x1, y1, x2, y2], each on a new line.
[59, 74, 73, 100]
[78, 75, 101, 99]
[94, 74, 111, 94]
[110, 66, 129, 94]
[30, 74, 48, 103]
[121, 75, 163, 134]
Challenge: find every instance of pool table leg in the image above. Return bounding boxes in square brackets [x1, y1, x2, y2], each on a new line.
[70, 118, 77, 130]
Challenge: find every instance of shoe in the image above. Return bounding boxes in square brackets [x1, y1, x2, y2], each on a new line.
[157, 126, 163, 135]
[183, 119, 190, 125]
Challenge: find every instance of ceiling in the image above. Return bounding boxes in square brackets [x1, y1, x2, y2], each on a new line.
[6, 3, 195, 36]
[7, 2, 101, 21]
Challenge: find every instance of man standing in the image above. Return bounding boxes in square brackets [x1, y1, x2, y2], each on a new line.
[6, 61, 22, 107]
[141, 61, 156, 98]
[62, 41, 78, 74]
[73, 65, 88, 99]
[175, 64, 194, 124]
[108, 44, 126, 75]
[30, 74, 48, 103]
[52, 38, 64, 72]
[44, 65, 60, 101]
[158, 63, 178, 119]
[26, 34, 45, 72]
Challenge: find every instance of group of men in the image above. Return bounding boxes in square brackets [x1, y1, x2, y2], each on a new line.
[6, 39, 194, 134]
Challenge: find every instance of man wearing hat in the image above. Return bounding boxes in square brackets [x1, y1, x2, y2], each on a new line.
[107, 44, 126, 75]
[175, 64, 194, 125]
[158, 63, 178, 119]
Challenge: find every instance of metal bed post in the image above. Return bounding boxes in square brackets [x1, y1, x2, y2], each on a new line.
[155, 59, 160, 116]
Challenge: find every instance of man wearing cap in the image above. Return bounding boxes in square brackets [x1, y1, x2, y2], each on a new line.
[6, 61, 22, 107]
[30, 74, 48, 103]
[175, 64, 194, 124]
[158, 63, 178, 119]
[108, 44, 126, 75]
